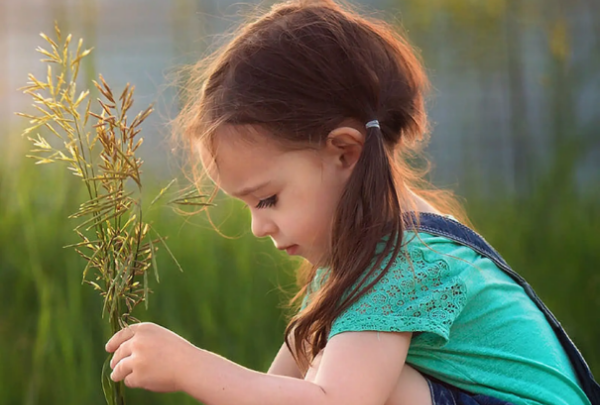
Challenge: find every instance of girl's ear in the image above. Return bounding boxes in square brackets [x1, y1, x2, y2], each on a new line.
[324, 126, 365, 172]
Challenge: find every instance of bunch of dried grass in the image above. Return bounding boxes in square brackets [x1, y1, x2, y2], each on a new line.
[16, 24, 206, 404]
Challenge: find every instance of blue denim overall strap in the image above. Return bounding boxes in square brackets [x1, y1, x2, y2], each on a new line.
[404, 212, 600, 404]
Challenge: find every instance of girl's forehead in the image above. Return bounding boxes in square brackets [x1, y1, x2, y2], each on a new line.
[197, 125, 325, 195]
[213, 126, 286, 166]
[197, 125, 288, 192]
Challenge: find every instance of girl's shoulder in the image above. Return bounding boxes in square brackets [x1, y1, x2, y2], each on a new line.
[387, 227, 480, 277]
[313, 226, 483, 293]
[325, 229, 478, 343]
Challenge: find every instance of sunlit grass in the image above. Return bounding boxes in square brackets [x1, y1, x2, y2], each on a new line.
[12, 23, 215, 404]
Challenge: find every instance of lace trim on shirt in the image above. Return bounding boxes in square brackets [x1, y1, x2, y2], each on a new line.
[328, 241, 468, 346]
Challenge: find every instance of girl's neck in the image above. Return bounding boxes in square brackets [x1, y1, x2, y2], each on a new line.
[401, 187, 441, 215]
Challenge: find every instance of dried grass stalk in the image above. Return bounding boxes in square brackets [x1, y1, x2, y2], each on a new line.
[16, 23, 207, 405]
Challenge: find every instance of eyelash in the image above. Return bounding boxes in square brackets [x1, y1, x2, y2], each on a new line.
[255, 195, 277, 209]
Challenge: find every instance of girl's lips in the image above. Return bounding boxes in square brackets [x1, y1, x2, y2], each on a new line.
[285, 245, 298, 255]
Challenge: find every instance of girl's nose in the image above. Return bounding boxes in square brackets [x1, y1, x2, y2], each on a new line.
[250, 211, 277, 238]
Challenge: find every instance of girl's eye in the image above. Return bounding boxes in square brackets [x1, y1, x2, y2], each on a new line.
[256, 195, 277, 209]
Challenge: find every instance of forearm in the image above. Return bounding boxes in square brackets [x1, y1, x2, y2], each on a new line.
[181, 348, 328, 405]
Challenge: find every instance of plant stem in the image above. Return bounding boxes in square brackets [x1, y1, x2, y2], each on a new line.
[109, 298, 126, 405]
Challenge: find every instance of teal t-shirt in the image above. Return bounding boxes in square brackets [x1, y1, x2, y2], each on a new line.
[301, 231, 590, 405]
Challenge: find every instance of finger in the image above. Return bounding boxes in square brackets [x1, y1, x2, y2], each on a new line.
[110, 355, 133, 382]
[106, 325, 137, 353]
[110, 340, 133, 369]
[124, 373, 138, 389]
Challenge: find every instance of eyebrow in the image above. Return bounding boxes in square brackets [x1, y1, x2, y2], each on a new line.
[231, 181, 272, 198]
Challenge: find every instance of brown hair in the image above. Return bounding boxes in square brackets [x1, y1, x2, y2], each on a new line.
[174, 0, 467, 373]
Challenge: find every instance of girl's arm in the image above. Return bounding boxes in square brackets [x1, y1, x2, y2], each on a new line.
[267, 341, 303, 378]
[106, 323, 411, 405]
[179, 330, 412, 405]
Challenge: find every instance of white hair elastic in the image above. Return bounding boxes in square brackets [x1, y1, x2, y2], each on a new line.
[365, 119, 380, 129]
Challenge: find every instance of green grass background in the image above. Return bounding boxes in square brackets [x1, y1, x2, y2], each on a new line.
[1, 134, 598, 404]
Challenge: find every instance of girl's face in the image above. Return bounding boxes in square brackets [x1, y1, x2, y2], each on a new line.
[200, 124, 362, 266]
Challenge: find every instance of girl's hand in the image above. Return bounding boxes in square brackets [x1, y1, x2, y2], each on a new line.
[105, 322, 201, 392]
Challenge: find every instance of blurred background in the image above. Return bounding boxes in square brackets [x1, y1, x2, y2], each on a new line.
[1, 0, 598, 403]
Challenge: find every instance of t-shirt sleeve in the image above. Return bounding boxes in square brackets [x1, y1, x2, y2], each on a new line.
[328, 236, 468, 347]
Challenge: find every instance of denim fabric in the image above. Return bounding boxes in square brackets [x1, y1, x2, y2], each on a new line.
[426, 376, 515, 405]
[406, 212, 600, 405]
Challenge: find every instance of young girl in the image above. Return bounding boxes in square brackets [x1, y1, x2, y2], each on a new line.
[105, 0, 599, 404]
